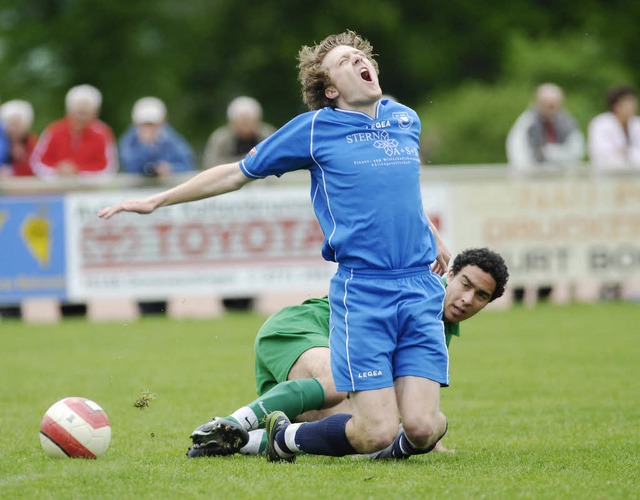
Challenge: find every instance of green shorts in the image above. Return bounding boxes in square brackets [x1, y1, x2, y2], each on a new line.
[253, 297, 331, 395]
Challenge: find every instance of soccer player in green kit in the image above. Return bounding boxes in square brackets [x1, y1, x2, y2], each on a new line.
[188, 247, 509, 458]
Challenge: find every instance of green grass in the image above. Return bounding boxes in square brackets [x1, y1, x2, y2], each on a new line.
[1, 302, 639, 499]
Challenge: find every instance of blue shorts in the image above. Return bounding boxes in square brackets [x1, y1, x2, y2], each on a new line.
[328, 265, 448, 392]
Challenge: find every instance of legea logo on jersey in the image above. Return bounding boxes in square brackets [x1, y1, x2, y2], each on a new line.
[369, 120, 391, 129]
[392, 112, 413, 129]
[357, 369, 383, 379]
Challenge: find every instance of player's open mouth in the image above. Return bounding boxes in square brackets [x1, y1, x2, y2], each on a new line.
[452, 305, 466, 316]
[360, 68, 372, 82]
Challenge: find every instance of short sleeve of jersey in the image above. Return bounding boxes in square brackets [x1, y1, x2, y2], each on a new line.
[441, 276, 461, 348]
[239, 111, 318, 179]
[444, 321, 460, 348]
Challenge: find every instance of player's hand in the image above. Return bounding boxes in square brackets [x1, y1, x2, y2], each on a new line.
[427, 218, 450, 275]
[97, 198, 157, 219]
[155, 161, 172, 178]
[57, 160, 78, 176]
[431, 236, 451, 276]
[432, 253, 448, 276]
[433, 440, 455, 454]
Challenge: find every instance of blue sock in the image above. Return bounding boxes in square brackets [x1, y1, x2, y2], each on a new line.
[278, 414, 357, 457]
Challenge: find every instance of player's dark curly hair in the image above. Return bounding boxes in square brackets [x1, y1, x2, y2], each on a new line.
[451, 248, 509, 302]
[297, 30, 379, 111]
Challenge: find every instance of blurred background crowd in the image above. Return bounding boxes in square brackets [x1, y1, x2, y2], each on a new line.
[0, 88, 276, 180]
[2, 82, 638, 180]
[1, 0, 639, 178]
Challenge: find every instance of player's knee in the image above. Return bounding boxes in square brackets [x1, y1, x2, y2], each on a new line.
[309, 372, 346, 408]
[402, 412, 446, 448]
[322, 386, 348, 408]
[403, 422, 436, 447]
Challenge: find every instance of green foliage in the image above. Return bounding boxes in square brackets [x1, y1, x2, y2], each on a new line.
[503, 32, 633, 123]
[418, 32, 634, 165]
[0, 1, 638, 164]
[420, 82, 526, 165]
[0, 303, 638, 498]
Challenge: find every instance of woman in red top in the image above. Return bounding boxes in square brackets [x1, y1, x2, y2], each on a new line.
[30, 84, 118, 180]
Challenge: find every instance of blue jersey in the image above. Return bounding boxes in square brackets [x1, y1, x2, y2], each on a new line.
[240, 99, 436, 270]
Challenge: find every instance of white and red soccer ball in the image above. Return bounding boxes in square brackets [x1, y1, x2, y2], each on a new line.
[40, 397, 111, 459]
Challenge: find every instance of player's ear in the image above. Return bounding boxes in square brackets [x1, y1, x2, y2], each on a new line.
[447, 268, 454, 281]
[325, 86, 339, 100]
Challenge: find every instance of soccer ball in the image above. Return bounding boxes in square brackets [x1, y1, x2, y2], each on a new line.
[40, 397, 111, 459]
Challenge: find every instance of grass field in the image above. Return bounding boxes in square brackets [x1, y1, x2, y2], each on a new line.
[1, 301, 638, 499]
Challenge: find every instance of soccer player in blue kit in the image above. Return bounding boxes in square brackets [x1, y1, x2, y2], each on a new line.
[98, 30, 450, 461]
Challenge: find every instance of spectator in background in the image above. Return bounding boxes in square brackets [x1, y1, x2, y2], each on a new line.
[506, 83, 584, 170]
[0, 117, 9, 170]
[588, 85, 640, 171]
[0, 99, 38, 177]
[203, 96, 275, 168]
[119, 96, 195, 177]
[31, 84, 117, 180]
[202, 95, 276, 311]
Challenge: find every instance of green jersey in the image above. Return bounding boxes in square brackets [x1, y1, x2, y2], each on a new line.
[254, 292, 459, 396]
[260, 296, 459, 346]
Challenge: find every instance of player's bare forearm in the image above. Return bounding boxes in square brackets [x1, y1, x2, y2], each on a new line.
[98, 162, 252, 219]
[154, 162, 251, 206]
[427, 217, 450, 275]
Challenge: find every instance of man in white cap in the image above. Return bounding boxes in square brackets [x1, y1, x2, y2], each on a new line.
[31, 84, 118, 179]
[119, 96, 195, 177]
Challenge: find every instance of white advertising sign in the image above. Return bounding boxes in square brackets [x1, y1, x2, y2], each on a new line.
[66, 186, 336, 300]
[65, 182, 453, 301]
[451, 176, 640, 286]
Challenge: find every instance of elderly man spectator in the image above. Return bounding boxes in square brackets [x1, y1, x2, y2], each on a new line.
[588, 85, 640, 171]
[31, 84, 118, 180]
[119, 96, 195, 177]
[203, 96, 275, 168]
[506, 83, 584, 170]
[0, 99, 38, 177]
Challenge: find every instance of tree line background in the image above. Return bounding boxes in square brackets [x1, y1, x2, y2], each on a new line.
[1, 0, 638, 166]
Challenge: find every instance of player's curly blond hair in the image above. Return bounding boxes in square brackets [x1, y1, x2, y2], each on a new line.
[297, 30, 379, 111]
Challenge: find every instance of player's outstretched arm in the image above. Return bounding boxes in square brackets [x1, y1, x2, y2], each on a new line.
[98, 162, 252, 219]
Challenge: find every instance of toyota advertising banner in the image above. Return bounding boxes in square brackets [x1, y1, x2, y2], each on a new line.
[64, 182, 452, 301]
[65, 186, 336, 300]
